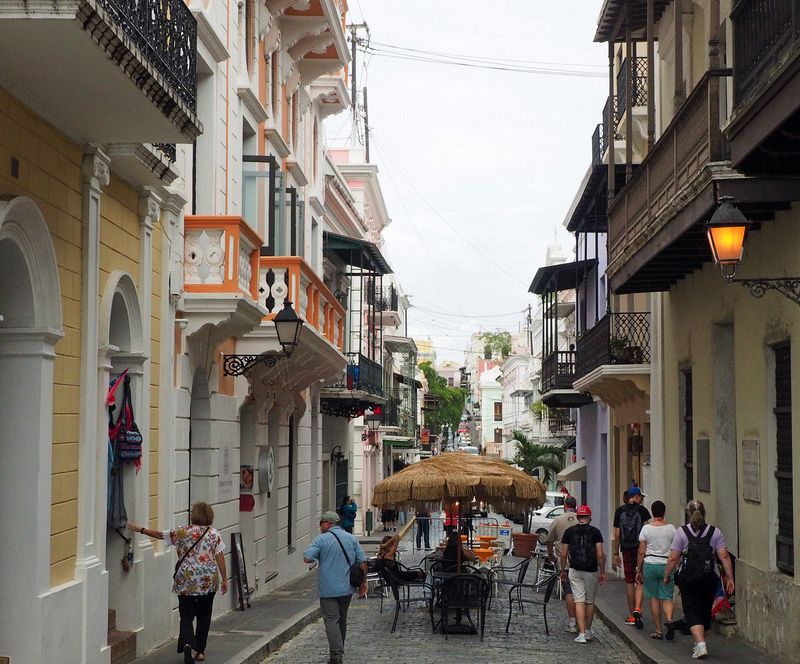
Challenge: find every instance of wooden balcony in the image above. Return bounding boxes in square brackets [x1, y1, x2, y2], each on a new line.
[606, 71, 733, 293]
[0, 0, 200, 142]
[540, 351, 591, 408]
[258, 256, 345, 352]
[575, 312, 651, 379]
[728, 0, 800, 173]
[184, 216, 262, 300]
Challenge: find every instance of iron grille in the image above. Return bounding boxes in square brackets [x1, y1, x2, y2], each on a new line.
[592, 123, 606, 166]
[328, 352, 384, 397]
[603, 95, 622, 141]
[774, 341, 794, 575]
[541, 350, 576, 394]
[575, 312, 651, 379]
[97, 0, 198, 112]
[617, 57, 648, 116]
[153, 143, 176, 162]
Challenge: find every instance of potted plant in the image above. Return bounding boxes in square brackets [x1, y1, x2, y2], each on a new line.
[507, 430, 565, 556]
[609, 335, 629, 363]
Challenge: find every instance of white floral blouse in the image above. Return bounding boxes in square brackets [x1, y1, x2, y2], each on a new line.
[164, 525, 226, 596]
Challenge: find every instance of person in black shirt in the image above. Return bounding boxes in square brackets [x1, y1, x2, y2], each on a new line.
[613, 485, 652, 628]
[560, 505, 606, 644]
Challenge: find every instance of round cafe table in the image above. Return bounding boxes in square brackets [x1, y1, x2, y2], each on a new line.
[473, 547, 495, 564]
[477, 535, 496, 546]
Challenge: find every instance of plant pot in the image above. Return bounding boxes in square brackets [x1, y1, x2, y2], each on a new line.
[511, 532, 538, 557]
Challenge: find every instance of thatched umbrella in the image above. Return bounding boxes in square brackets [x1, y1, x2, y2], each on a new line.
[371, 451, 546, 513]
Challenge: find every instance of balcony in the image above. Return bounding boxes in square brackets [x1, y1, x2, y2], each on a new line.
[0, 0, 200, 143]
[728, 0, 800, 173]
[616, 57, 648, 118]
[258, 256, 345, 351]
[181, 215, 266, 342]
[540, 351, 591, 408]
[381, 389, 416, 437]
[574, 312, 651, 407]
[321, 351, 385, 418]
[374, 285, 401, 327]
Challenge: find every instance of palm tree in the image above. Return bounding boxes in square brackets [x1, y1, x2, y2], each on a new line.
[508, 430, 566, 533]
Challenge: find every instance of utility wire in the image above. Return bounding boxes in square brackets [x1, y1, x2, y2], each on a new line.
[413, 304, 526, 319]
[365, 40, 606, 69]
[370, 132, 529, 288]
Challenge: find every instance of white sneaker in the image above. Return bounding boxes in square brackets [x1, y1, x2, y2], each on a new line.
[565, 623, 578, 634]
[586, 628, 596, 641]
[574, 633, 587, 644]
[692, 642, 708, 659]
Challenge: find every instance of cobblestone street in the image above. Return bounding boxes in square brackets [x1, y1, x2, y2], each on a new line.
[263, 589, 639, 664]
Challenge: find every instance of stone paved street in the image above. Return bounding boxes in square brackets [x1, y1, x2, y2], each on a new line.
[263, 583, 639, 664]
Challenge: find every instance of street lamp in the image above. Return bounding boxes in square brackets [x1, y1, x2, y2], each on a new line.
[222, 300, 305, 375]
[330, 445, 345, 464]
[706, 198, 800, 305]
[364, 408, 382, 433]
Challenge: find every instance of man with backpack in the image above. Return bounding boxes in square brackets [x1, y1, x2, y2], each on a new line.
[304, 511, 368, 664]
[546, 496, 579, 633]
[613, 485, 651, 628]
[560, 505, 606, 644]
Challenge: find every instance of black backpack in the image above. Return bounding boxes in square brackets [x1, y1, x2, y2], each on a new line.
[568, 526, 597, 571]
[676, 525, 716, 586]
[619, 505, 643, 549]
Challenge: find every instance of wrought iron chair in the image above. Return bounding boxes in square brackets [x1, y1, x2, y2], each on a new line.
[504, 571, 559, 635]
[488, 555, 533, 610]
[440, 574, 490, 641]
[378, 560, 433, 633]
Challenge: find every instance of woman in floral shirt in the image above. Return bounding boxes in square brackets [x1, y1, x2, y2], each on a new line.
[129, 502, 227, 663]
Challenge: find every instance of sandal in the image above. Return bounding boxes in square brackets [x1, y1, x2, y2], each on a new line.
[665, 621, 675, 641]
[650, 632, 663, 640]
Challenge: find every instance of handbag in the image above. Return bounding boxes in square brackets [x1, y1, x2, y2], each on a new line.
[116, 376, 143, 465]
[329, 531, 365, 587]
[174, 527, 211, 581]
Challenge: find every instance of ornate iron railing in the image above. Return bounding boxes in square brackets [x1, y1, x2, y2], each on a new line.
[575, 312, 651, 379]
[617, 57, 648, 116]
[97, 0, 197, 112]
[592, 123, 605, 166]
[153, 143, 176, 162]
[603, 95, 622, 141]
[541, 350, 576, 394]
[547, 408, 576, 435]
[382, 389, 416, 436]
[375, 284, 399, 312]
[732, 0, 800, 106]
[328, 352, 384, 396]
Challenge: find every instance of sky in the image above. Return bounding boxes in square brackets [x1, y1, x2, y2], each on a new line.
[326, 1, 608, 363]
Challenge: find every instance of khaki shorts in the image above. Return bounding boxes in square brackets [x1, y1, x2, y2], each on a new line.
[568, 569, 600, 604]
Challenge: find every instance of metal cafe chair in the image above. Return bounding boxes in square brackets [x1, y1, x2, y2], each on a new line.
[504, 572, 559, 636]
[439, 574, 490, 641]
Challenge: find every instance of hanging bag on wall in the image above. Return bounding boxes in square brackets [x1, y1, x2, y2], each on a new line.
[116, 375, 143, 471]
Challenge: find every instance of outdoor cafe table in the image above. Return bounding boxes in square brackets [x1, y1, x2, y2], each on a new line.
[428, 570, 484, 635]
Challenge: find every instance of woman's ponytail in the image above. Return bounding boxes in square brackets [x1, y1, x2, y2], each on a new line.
[686, 500, 707, 531]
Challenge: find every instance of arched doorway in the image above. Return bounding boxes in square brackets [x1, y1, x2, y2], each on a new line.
[100, 272, 144, 630]
[0, 197, 63, 663]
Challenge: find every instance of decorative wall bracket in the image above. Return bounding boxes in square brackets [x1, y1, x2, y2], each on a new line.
[730, 277, 800, 306]
[223, 352, 285, 376]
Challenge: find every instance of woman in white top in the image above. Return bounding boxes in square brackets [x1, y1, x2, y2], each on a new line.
[635, 500, 677, 640]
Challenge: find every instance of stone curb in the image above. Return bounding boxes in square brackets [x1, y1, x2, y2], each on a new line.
[222, 604, 322, 664]
[594, 597, 665, 664]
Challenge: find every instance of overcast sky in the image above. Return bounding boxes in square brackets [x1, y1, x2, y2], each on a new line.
[327, 1, 608, 363]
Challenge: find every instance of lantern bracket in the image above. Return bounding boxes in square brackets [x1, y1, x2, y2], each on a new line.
[730, 277, 800, 306]
[222, 352, 285, 376]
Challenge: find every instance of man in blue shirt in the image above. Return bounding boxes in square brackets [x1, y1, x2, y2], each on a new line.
[304, 511, 368, 664]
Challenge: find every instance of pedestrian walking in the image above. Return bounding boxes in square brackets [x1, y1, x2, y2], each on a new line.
[545, 495, 579, 633]
[303, 511, 368, 664]
[127, 502, 227, 664]
[613, 485, 652, 628]
[664, 500, 735, 660]
[339, 495, 357, 534]
[635, 500, 677, 640]
[560, 505, 606, 644]
[415, 509, 431, 550]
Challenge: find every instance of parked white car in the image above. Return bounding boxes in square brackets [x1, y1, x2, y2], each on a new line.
[527, 505, 565, 543]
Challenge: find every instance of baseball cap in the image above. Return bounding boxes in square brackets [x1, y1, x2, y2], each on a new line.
[320, 511, 340, 524]
[628, 485, 645, 497]
[576, 505, 592, 517]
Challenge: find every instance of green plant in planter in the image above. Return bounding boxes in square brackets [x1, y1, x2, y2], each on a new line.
[530, 400, 548, 421]
[609, 335, 629, 362]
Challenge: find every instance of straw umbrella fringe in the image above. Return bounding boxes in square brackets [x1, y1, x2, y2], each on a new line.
[371, 452, 546, 512]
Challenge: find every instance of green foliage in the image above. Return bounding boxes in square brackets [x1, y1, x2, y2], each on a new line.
[419, 361, 466, 434]
[530, 400, 548, 421]
[508, 429, 566, 533]
[480, 330, 512, 359]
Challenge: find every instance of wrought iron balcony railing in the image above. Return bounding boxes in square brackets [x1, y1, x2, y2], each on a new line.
[327, 352, 384, 396]
[575, 312, 651, 379]
[375, 285, 399, 312]
[382, 389, 416, 435]
[592, 123, 606, 166]
[732, 0, 800, 106]
[603, 95, 622, 141]
[153, 143, 176, 162]
[97, 0, 197, 112]
[541, 350, 576, 394]
[617, 57, 648, 117]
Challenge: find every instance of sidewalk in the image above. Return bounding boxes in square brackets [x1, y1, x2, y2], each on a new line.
[594, 577, 775, 663]
[132, 524, 411, 664]
[131, 571, 320, 664]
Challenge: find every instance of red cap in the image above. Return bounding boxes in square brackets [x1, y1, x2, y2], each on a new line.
[576, 505, 592, 517]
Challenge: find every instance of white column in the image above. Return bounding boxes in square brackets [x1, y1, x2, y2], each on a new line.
[76, 146, 110, 566]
